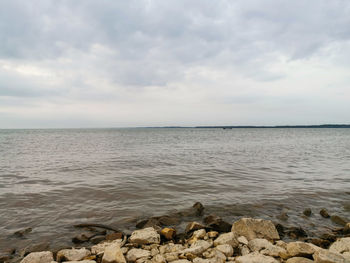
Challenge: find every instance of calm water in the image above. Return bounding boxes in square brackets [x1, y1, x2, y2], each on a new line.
[0, 128, 349, 250]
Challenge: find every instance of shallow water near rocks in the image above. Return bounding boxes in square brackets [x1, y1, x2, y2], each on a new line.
[0, 128, 349, 250]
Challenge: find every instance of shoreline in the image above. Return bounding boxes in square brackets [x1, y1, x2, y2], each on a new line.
[2, 203, 350, 263]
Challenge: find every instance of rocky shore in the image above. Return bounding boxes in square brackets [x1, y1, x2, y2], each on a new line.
[1, 203, 350, 263]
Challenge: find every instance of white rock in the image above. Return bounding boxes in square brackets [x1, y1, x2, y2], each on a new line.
[213, 232, 238, 247]
[126, 249, 150, 262]
[248, 238, 285, 257]
[235, 252, 279, 263]
[215, 244, 233, 257]
[159, 243, 184, 254]
[237, 236, 249, 245]
[57, 248, 91, 262]
[313, 249, 347, 263]
[102, 243, 126, 263]
[129, 228, 160, 245]
[286, 257, 314, 263]
[287, 242, 321, 257]
[330, 238, 350, 254]
[91, 240, 123, 255]
[151, 254, 165, 263]
[20, 251, 54, 263]
[183, 240, 212, 255]
[231, 218, 280, 241]
[192, 229, 206, 239]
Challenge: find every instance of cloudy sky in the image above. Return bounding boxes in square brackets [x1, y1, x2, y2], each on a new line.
[0, 0, 349, 128]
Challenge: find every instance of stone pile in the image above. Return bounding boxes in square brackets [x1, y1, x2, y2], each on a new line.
[15, 218, 350, 263]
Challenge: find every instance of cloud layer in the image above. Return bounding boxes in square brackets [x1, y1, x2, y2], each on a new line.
[1, 0, 350, 128]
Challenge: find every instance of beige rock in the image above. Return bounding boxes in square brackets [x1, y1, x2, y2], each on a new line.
[202, 249, 226, 263]
[231, 218, 280, 241]
[20, 251, 54, 263]
[235, 252, 279, 263]
[207, 231, 218, 239]
[287, 242, 320, 257]
[159, 243, 184, 254]
[329, 238, 350, 254]
[248, 238, 285, 257]
[313, 249, 347, 263]
[126, 249, 150, 262]
[91, 240, 123, 255]
[239, 244, 250, 256]
[57, 248, 91, 262]
[215, 244, 233, 257]
[183, 240, 212, 255]
[164, 252, 179, 262]
[192, 229, 206, 239]
[185, 222, 205, 233]
[160, 228, 176, 240]
[286, 257, 314, 263]
[171, 260, 191, 263]
[63, 261, 95, 263]
[129, 228, 160, 245]
[344, 223, 350, 234]
[102, 243, 126, 263]
[150, 248, 159, 257]
[237, 236, 249, 245]
[213, 232, 238, 247]
[276, 240, 288, 250]
[151, 254, 165, 263]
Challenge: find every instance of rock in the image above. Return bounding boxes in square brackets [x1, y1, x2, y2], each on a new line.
[171, 260, 191, 263]
[287, 227, 308, 239]
[239, 244, 250, 256]
[157, 216, 180, 226]
[163, 252, 179, 262]
[231, 218, 280, 241]
[207, 232, 218, 239]
[159, 243, 185, 254]
[203, 214, 232, 233]
[63, 261, 95, 263]
[286, 241, 320, 257]
[20, 251, 54, 263]
[277, 212, 289, 221]
[90, 235, 106, 244]
[202, 248, 226, 262]
[329, 237, 350, 254]
[275, 223, 286, 239]
[91, 240, 123, 255]
[126, 249, 150, 262]
[313, 249, 347, 263]
[215, 244, 233, 257]
[248, 238, 285, 257]
[20, 242, 51, 257]
[72, 232, 95, 243]
[185, 222, 205, 234]
[106, 233, 123, 241]
[303, 209, 312, 217]
[213, 232, 238, 247]
[14, 228, 32, 238]
[237, 236, 249, 245]
[309, 238, 331, 249]
[192, 229, 206, 239]
[320, 209, 330, 218]
[151, 254, 165, 263]
[102, 243, 126, 263]
[57, 248, 91, 262]
[235, 252, 279, 263]
[183, 240, 212, 255]
[160, 228, 176, 240]
[344, 224, 350, 234]
[331, 216, 348, 227]
[129, 228, 160, 245]
[286, 257, 314, 263]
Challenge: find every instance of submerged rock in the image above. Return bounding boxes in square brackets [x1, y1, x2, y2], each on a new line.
[231, 218, 280, 241]
[203, 214, 232, 233]
[303, 209, 312, 217]
[320, 209, 330, 218]
[331, 215, 348, 227]
[14, 228, 33, 238]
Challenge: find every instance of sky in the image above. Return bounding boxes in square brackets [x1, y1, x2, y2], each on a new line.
[0, 0, 350, 128]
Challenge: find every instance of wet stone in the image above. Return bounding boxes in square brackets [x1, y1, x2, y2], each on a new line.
[303, 209, 312, 217]
[331, 215, 348, 227]
[320, 209, 330, 218]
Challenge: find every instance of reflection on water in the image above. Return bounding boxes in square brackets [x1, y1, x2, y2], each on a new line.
[0, 128, 349, 250]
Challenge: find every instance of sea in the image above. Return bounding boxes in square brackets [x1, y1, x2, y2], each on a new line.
[0, 128, 349, 250]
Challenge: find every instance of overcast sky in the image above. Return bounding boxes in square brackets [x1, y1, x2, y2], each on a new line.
[0, 0, 349, 128]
